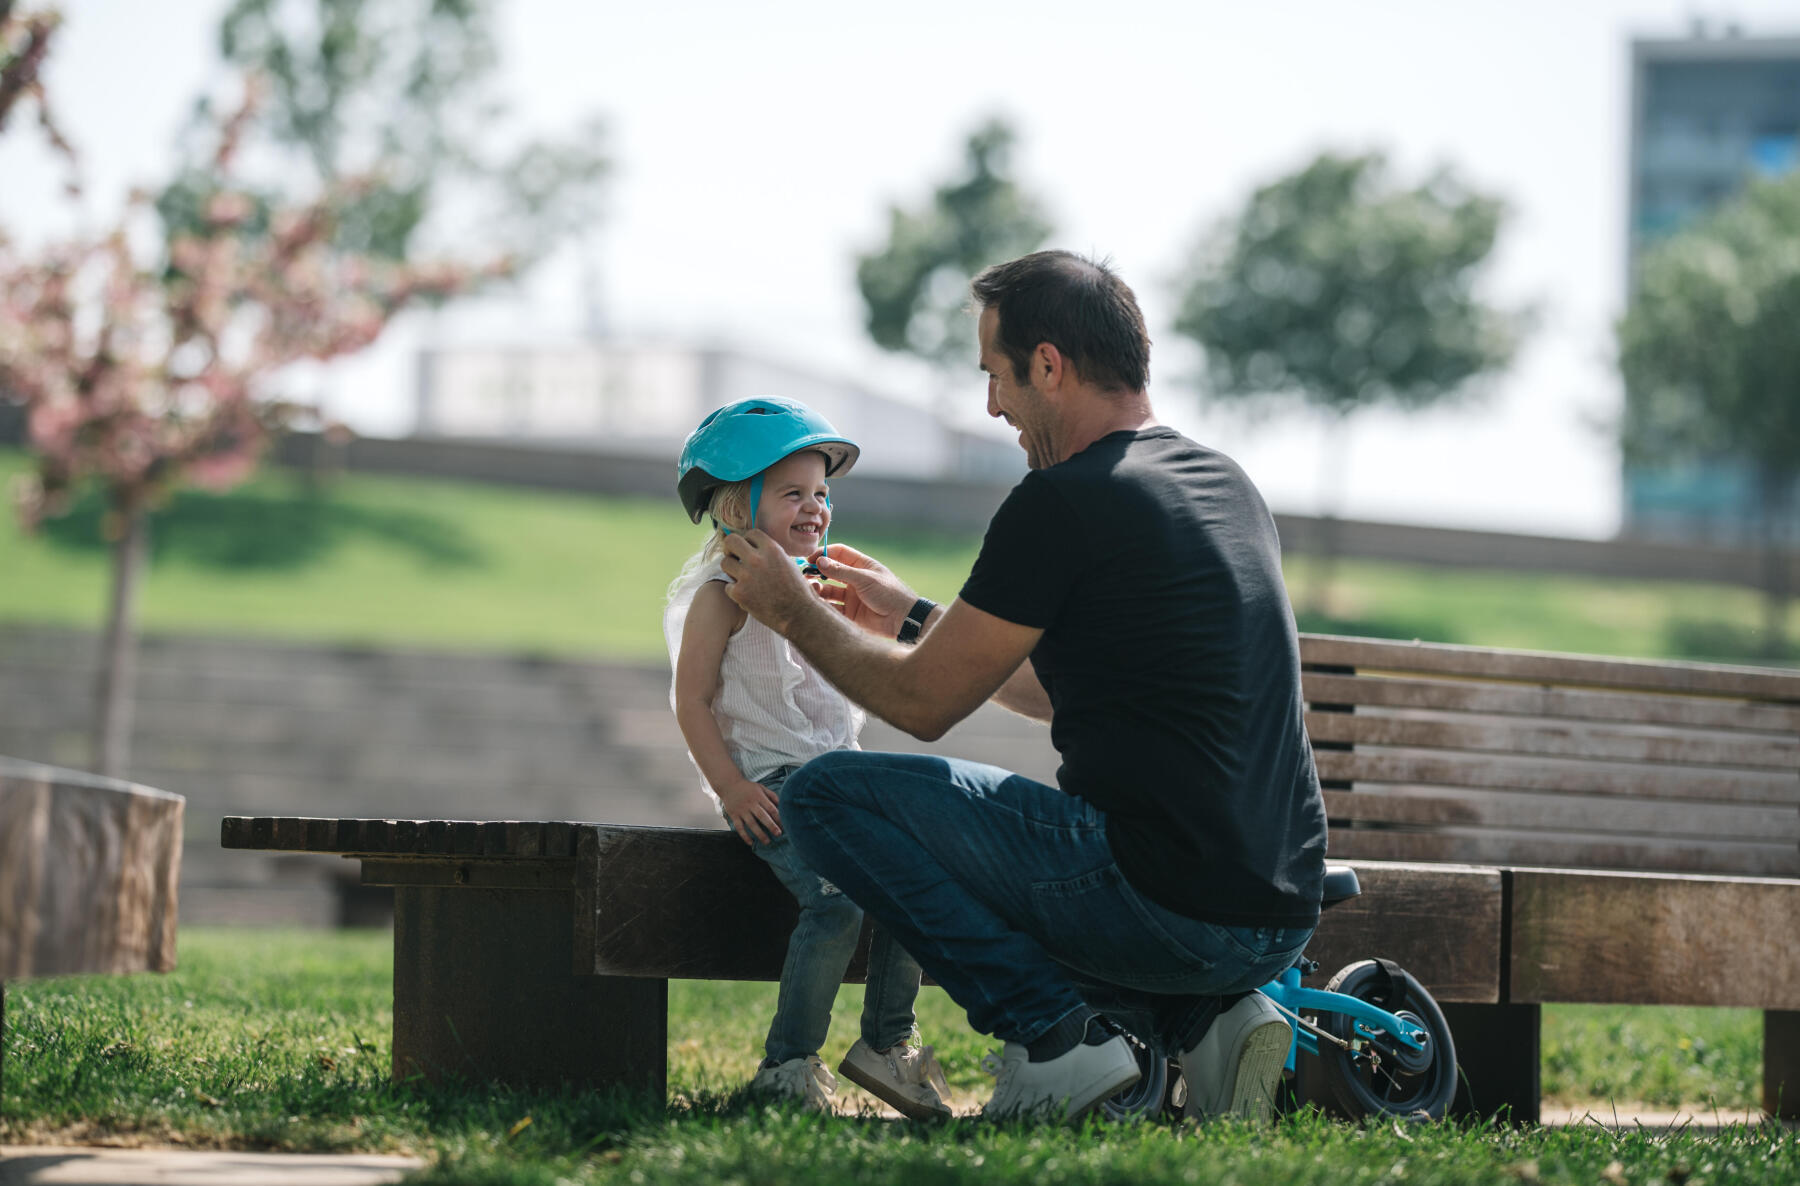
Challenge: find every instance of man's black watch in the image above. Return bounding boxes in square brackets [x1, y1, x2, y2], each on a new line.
[897, 598, 936, 645]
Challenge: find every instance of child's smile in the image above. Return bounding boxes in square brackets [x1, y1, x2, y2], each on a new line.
[756, 450, 831, 559]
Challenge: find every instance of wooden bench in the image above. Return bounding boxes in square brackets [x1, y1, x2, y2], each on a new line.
[218, 632, 1800, 1122]
[220, 816, 1504, 1105]
[1300, 633, 1800, 1122]
[1, 756, 184, 1102]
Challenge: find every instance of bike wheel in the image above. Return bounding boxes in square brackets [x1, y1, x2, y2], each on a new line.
[1294, 959, 1457, 1121]
[1097, 1035, 1172, 1122]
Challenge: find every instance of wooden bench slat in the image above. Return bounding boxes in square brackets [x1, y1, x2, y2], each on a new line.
[1508, 869, 1800, 1007]
[1303, 671, 1800, 734]
[506, 821, 543, 858]
[577, 825, 810, 981]
[1305, 710, 1800, 770]
[1328, 827, 1798, 877]
[1301, 633, 1800, 700]
[1298, 860, 1504, 1003]
[1322, 787, 1800, 843]
[1314, 749, 1800, 804]
[222, 816, 580, 859]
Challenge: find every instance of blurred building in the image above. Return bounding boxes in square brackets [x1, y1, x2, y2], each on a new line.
[414, 340, 1024, 484]
[1622, 28, 1800, 542]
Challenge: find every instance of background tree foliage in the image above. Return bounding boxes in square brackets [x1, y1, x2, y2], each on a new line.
[158, 0, 608, 272]
[1174, 151, 1523, 419]
[0, 1, 69, 160]
[856, 119, 1052, 374]
[1172, 151, 1527, 609]
[1618, 172, 1800, 654]
[2, 0, 608, 778]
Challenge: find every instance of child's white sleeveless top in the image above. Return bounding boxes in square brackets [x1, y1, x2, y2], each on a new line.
[664, 558, 864, 809]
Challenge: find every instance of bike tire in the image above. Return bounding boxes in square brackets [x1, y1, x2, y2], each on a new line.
[1294, 959, 1457, 1121]
[1096, 1035, 1172, 1122]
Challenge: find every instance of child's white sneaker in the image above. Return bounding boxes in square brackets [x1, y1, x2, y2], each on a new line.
[838, 1037, 954, 1120]
[751, 1054, 838, 1113]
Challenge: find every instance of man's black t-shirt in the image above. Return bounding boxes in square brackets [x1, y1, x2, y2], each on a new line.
[959, 427, 1327, 927]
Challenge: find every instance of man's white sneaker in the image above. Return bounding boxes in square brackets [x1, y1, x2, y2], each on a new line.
[979, 1034, 1141, 1123]
[1179, 992, 1290, 1123]
[837, 1037, 954, 1120]
[750, 1054, 838, 1114]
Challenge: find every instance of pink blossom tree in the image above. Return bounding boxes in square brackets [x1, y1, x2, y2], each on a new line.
[0, 2, 69, 153]
[0, 81, 510, 776]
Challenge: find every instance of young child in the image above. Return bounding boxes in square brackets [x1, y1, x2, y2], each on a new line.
[664, 396, 953, 1119]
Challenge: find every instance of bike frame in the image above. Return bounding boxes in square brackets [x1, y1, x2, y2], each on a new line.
[1257, 964, 1430, 1073]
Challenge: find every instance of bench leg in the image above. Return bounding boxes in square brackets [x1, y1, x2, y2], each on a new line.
[1440, 1002, 1540, 1123]
[1767, 1010, 1800, 1121]
[392, 885, 667, 1095]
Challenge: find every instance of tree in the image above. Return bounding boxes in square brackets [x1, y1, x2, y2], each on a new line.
[159, 0, 608, 274]
[0, 83, 510, 777]
[856, 119, 1052, 378]
[1172, 151, 1527, 612]
[1618, 173, 1800, 657]
[0, 1, 70, 155]
[3, 1, 607, 778]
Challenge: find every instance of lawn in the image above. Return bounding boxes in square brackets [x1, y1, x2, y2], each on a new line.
[0, 450, 982, 662]
[0, 448, 1793, 664]
[1, 930, 1791, 1185]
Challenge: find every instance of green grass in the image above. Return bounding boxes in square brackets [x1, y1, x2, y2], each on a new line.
[0, 450, 981, 661]
[3, 930, 1793, 1185]
[2, 448, 1795, 664]
[1542, 1006, 1763, 1110]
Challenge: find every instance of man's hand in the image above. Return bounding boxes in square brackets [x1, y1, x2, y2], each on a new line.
[716, 779, 781, 846]
[809, 542, 918, 638]
[720, 529, 816, 634]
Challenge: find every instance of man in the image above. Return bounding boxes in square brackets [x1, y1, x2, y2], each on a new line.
[719, 250, 1327, 1122]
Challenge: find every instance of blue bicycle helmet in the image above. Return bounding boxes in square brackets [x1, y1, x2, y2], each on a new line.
[676, 397, 860, 527]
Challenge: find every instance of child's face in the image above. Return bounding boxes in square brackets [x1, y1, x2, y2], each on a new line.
[755, 451, 830, 558]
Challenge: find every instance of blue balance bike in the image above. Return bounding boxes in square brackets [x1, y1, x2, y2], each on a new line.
[1101, 865, 1459, 1121]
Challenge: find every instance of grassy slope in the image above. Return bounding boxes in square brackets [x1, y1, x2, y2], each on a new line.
[1, 449, 1793, 663]
[1, 930, 1789, 1186]
[0, 450, 983, 661]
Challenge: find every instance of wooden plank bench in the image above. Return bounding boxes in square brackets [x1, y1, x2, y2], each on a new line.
[217, 632, 1800, 1122]
[1, 756, 184, 1103]
[1300, 633, 1800, 1122]
[219, 816, 1505, 1103]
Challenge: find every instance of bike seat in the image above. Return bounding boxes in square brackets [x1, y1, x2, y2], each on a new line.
[1320, 865, 1361, 908]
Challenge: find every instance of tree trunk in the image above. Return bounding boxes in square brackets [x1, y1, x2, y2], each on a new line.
[92, 501, 148, 779]
[1757, 470, 1791, 660]
[1305, 414, 1352, 618]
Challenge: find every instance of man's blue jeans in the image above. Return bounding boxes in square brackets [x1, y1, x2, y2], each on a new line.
[752, 766, 922, 1064]
[782, 751, 1314, 1050]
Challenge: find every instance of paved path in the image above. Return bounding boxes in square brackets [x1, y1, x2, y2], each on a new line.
[1539, 1104, 1777, 1131]
[0, 1147, 422, 1186]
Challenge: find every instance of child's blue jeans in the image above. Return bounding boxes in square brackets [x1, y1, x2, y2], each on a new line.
[752, 765, 923, 1065]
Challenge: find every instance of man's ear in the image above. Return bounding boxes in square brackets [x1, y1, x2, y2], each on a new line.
[1036, 340, 1069, 391]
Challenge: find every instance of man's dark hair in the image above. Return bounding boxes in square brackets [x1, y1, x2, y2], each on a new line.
[970, 250, 1150, 393]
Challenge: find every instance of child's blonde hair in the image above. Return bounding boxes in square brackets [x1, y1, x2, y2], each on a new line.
[666, 477, 753, 604]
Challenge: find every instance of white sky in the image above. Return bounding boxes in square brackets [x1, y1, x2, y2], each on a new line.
[4, 0, 1797, 539]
